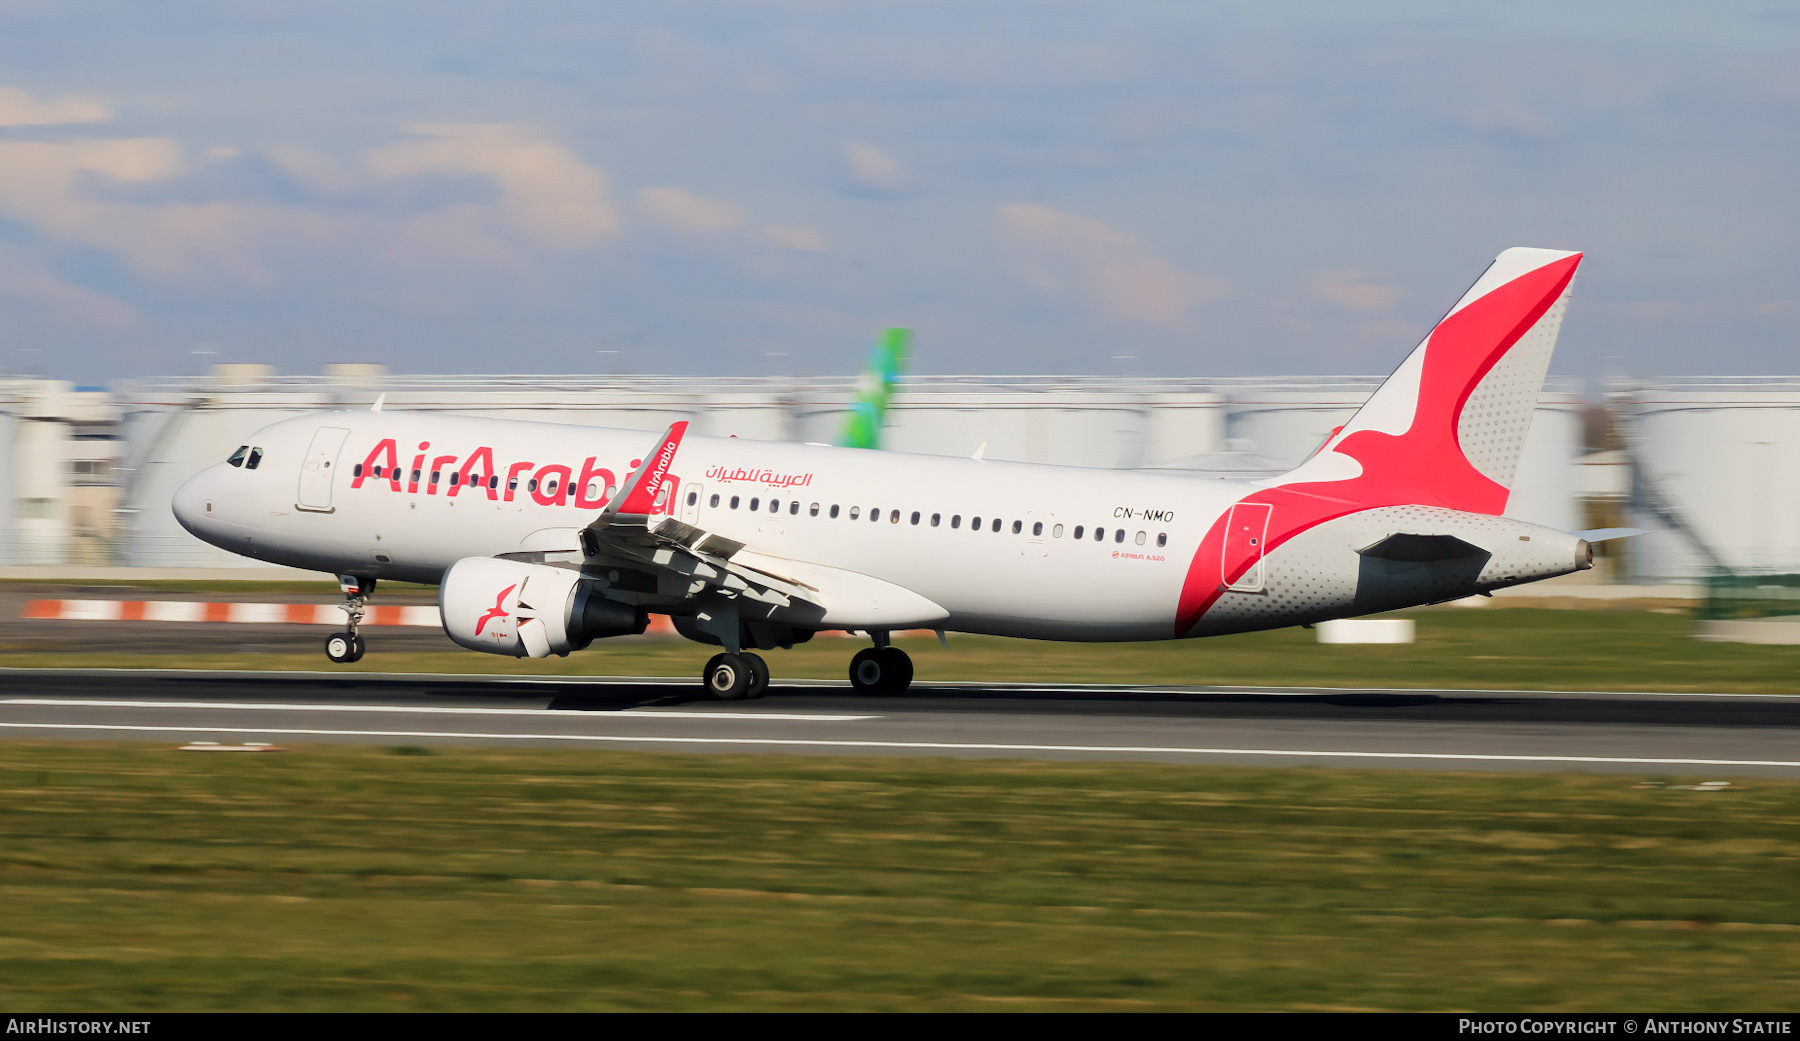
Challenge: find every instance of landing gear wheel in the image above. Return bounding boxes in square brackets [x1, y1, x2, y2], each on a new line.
[879, 647, 913, 692]
[347, 635, 365, 663]
[325, 632, 356, 664]
[849, 647, 898, 694]
[742, 652, 770, 699]
[705, 652, 751, 700]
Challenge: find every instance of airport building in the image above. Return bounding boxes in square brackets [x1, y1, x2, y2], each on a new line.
[0, 365, 1787, 582]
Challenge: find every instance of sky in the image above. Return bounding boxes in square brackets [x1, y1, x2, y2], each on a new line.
[0, 1, 1795, 385]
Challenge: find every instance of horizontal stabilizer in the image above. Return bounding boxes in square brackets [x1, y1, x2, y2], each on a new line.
[1358, 533, 1489, 562]
[1573, 527, 1646, 543]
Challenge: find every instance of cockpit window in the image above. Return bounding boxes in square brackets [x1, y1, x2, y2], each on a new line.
[227, 446, 249, 467]
[245, 447, 263, 470]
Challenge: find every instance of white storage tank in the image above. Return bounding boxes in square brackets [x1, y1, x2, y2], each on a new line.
[1220, 377, 1384, 468]
[1617, 378, 1800, 580]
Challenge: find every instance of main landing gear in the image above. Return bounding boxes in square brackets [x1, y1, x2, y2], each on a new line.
[324, 574, 372, 664]
[697, 632, 913, 699]
[704, 651, 770, 700]
[848, 640, 912, 695]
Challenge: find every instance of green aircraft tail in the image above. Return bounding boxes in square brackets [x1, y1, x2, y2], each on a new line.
[837, 327, 911, 450]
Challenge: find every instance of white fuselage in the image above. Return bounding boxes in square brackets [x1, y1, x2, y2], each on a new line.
[172, 409, 1587, 644]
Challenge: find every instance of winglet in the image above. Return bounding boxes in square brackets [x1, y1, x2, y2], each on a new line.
[606, 421, 689, 519]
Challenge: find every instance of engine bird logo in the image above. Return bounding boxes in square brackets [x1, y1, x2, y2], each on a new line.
[474, 583, 517, 637]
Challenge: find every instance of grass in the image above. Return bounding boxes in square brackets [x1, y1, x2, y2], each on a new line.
[0, 743, 1796, 1010]
[7, 608, 1800, 693]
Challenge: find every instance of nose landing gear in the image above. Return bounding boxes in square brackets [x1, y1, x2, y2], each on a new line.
[324, 631, 364, 664]
[325, 574, 374, 664]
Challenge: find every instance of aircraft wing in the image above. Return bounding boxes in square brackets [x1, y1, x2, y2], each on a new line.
[578, 422, 817, 611]
[573, 423, 944, 631]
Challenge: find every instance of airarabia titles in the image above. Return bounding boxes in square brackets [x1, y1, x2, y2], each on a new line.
[348, 438, 672, 511]
[704, 464, 815, 488]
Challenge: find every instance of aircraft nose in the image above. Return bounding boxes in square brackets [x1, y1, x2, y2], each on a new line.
[170, 468, 220, 537]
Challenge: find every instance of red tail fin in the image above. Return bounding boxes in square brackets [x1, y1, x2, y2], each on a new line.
[1176, 247, 1581, 636]
[1278, 247, 1581, 513]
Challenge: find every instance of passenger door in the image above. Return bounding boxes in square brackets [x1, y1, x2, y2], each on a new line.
[297, 426, 351, 512]
[1221, 501, 1272, 592]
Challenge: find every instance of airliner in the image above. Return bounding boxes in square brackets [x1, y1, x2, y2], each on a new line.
[173, 247, 1617, 699]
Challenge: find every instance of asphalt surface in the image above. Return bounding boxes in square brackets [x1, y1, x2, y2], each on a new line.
[2, 668, 1798, 776]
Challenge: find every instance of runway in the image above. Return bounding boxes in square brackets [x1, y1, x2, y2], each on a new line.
[2, 668, 1799, 776]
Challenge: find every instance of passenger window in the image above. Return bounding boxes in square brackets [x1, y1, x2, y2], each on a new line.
[1074, 525, 1084, 539]
[810, 503, 820, 516]
[431, 470, 441, 485]
[769, 499, 780, 514]
[910, 511, 920, 525]
[508, 477, 519, 491]
[951, 515, 961, 529]
[710, 493, 720, 508]
[1115, 529, 1126, 543]
[850, 506, 861, 520]
[372, 465, 384, 478]
[830, 504, 840, 518]
[790, 501, 800, 515]
[227, 446, 249, 467]
[1053, 524, 1063, 538]
[489, 475, 500, 490]
[1033, 522, 1043, 536]
[687, 491, 697, 506]
[730, 496, 740, 509]
[528, 478, 539, 492]
[245, 447, 262, 470]
[1094, 527, 1104, 541]
[1157, 533, 1167, 547]
[1136, 531, 1146, 545]
[930, 513, 940, 527]
[872, 509, 881, 523]
[971, 516, 980, 530]
[750, 497, 760, 511]
[891, 510, 900, 524]
[412, 468, 422, 483]
[353, 463, 363, 477]
[449, 472, 459, 486]
[1011, 520, 1022, 534]
[991, 518, 1001, 533]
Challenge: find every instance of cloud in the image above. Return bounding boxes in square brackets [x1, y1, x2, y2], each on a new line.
[0, 124, 622, 288]
[366, 124, 619, 249]
[761, 224, 829, 252]
[0, 87, 109, 127]
[1311, 270, 1403, 312]
[637, 186, 747, 233]
[0, 247, 137, 329]
[995, 203, 1228, 330]
[842, 141, 909, 194]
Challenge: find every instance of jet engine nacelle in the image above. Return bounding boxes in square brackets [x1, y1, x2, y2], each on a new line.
[439, 556, 648, 658]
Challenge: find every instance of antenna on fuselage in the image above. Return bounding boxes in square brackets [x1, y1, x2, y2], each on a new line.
[371, 393, 386, 413]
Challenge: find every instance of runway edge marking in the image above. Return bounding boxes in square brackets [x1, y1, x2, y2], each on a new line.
[0, 698, 877, 721]
[1, 721, 1798, 770]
